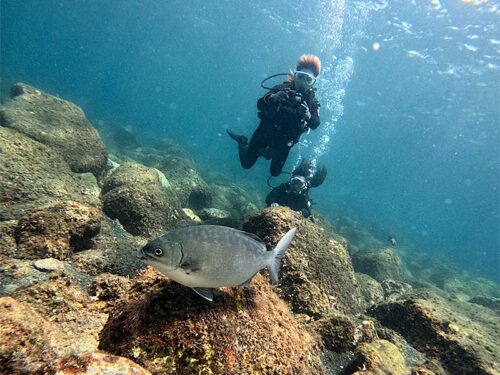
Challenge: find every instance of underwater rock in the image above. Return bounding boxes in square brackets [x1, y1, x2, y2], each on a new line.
[309, 314, 357, 353]
[332, 216, 383, 251]
[98, 268, 325, 375]
[0, 127, 99, 220]
[33, 258, 65, 273]
[88, 273, 131, 303]
[369, 289, 500, 374]
[242, 207, 363, 317]
[12, 274, 108, 355]
[469, 296, 500, 315]
[101, 163, 190, 237]
[0, 297, 65, 374]
[356, 273, 385, 309]
[125, 147, 214, 210]
[70, 217, 145, 277]
[53, 352, 152, 375]
[381, 279, 413, 300]
[209, 182, 260, 225]
[0, 83, 108, 176]
[15, 201, 102, 260]
[348, 339, 408, 375]
[182, 208, 202, 223]
[352, 247, 405, 283]
[198, 207, 236, 226]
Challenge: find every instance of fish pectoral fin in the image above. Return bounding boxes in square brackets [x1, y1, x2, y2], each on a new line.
[238, 273, 258, 288]
[192, 287, 214, 302]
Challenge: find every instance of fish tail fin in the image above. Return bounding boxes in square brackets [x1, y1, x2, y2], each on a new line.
[267, 227, 297, 284]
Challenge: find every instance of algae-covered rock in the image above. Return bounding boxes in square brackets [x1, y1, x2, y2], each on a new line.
[352, 247, 405, 282]
[101, 163, 189, 237]
[349, 339, 408, 375]
[99, 268, 325, 375]
[356, 273, 385, 309]
[12, 274, 108, 355]
[0, 83, 107, 176]
[209, 181, 260, 224]
[0, 127, 98, 220]
[333, 215, 383, 251]
[198, 207, 236, 226]
[70, 217, 145, 277]
[54, 352, 151, 375]
[369, 289, 500, 374]
[0, 297, 64, 374]
[126, 148, 213, 210]
[469, 296, 500, 315]
[309, 314, 357, 352]
[242, 207, 363, 317]
[15, 201, 102, 260]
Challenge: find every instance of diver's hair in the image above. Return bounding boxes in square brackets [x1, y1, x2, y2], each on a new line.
[310, 165, 327, 188]
[292, 159, 314, 179]
[296, 54, 321, 77]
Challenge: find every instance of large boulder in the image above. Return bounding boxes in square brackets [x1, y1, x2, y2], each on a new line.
[101, 163, 189, 237]
[125, 147, 213, 210]
[242, 207, 363, 317]
[356, 273, 385, 309]
[70, 217, 145, 277]
[0, 83, 107, 176]
[0, 127, 98, 220]
[0, 297, 65, 374]
[99, 268, 325, 375]
[352, 247, 405, 282]
[369, 289, 500, 374]
[14, 201, 102, 260]
[348, 339, 408, 375]
[53, 352, 151, 375]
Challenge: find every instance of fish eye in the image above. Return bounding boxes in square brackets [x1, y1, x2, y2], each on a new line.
[153, 248, 163, 257]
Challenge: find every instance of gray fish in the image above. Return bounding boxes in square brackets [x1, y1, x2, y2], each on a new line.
[137, 225, 297, 301]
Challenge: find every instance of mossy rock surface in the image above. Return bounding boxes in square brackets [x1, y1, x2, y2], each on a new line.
[369, 289, 500, 375]
[101, 163, 190, 237]
[352, 247, 404, 282]
[0, 127, 99, 220]
[242, 207, 363, 317]
[14, 201, 102, 260]
[0, 83, 107, 176]
[99, 268, 325, 375]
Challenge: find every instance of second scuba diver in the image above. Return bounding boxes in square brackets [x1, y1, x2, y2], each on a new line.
[266, 159, 327, 219]
[228, 54, 322, 176]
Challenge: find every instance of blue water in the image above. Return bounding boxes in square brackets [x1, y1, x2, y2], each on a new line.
[1, 0, 499, 280]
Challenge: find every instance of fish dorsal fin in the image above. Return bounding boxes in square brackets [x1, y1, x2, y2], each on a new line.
[192, 287, 214, 302]
[241, 231, 265, 245]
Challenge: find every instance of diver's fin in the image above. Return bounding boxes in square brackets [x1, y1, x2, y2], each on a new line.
[267, 227, 297, 284]
[192, 287, 214, 302]
[238, 272, 258, 288]
[226, 129, 248, 144]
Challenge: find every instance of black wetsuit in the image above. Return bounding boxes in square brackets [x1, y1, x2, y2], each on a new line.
[265, 183, 312, 217]
[237, 81, 320, 176]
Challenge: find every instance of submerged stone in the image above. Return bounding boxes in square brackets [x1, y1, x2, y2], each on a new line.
[243, 206, 363, 317]
[369, 289, 500, 374]
[0, 83, 107, 176]
[99, 268, 325, 374]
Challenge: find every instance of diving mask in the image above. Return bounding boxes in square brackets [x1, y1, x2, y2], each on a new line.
[293, 70, 316, 87]
[288, 176, 309, 195]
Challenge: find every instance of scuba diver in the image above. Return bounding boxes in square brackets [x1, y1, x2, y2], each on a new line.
[265, 159, 327, 219]
[227, 54, 321, 176]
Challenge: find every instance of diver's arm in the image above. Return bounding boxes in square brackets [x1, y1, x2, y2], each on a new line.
[307, 98, 320, 129]
[265, 188, 279, 206]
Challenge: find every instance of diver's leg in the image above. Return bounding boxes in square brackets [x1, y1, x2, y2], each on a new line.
[240, 133, 262, 169]
[270, 146, 291, 176]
